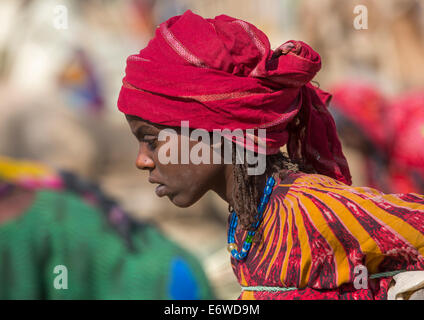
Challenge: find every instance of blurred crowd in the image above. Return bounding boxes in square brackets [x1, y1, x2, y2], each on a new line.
[0, 0, 423, 299]
[331, 83, 424, 195]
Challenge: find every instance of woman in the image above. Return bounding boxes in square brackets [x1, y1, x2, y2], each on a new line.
[117, 11, 424, 299]
[0, 156, 214, 299]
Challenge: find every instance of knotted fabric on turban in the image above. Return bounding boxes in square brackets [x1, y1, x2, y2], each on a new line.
[118, 10, 352, 185]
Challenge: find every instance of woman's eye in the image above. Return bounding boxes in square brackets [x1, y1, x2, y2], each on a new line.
[142, 137, 157, 150]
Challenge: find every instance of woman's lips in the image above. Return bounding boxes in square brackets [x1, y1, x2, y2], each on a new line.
[155, 183, 168, 197]
[149, 177, 169, 197]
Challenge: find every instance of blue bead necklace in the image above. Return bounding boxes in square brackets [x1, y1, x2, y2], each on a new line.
[227, 176, 276, 260]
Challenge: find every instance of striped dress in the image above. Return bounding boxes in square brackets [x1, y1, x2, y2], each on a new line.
[231, 172, 424, 299]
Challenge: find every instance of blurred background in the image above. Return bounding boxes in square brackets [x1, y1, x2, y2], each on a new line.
[0, 0, 423, 299]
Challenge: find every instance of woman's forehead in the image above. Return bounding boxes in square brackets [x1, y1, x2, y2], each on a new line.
[126, 115, 160, 130]
[126, 114, 186, 135]
[125, 114, 145, 124]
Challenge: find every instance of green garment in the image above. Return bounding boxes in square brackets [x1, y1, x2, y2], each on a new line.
[0, 190, 214, 299]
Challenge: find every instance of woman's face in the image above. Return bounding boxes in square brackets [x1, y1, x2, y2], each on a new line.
[125, 115, 229, 208]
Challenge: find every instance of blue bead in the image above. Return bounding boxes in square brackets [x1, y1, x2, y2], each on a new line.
[227, 176, 275, 261]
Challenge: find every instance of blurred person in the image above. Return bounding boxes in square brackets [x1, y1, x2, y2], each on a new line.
[128, 0, 157, 37]
[329, 81, 392, 193]
[58, 48, 105, 116]
[299, 0, 424, 92]
[331, 85, 424, 195]
[117, 11, 424, 300]
[0, 156, 215, 299]
[0, 96, 99, 178]
[385, 91, 424, 194]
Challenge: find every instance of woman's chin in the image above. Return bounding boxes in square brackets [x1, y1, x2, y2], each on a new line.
[169, 193, 197, 208]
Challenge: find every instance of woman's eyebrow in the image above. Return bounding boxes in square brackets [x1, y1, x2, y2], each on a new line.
[134, 126, 158, 138]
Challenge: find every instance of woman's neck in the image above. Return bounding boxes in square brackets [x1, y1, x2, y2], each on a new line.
[212, 164, 236, 209]
[212, 162, 294, 212]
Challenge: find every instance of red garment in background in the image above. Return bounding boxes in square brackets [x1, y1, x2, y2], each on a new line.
[330, 81, 391, 192]
[117, 10, 351, 185]
[387, 91, 424, 194]
[330, 81, 388, 150]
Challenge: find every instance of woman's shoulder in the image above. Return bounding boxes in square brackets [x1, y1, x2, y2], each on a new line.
[272, 171, 347, 197]
[280, 171, 347, 187]
[269, 170, 413, 209]
[275, 170, 393, 195]
[270, 170, 424, 219]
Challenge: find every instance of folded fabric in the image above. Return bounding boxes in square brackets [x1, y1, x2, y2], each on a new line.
[387, 271, 424, 300]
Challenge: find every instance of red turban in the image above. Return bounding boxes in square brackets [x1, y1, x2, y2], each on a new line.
[118, 10, 351, 185]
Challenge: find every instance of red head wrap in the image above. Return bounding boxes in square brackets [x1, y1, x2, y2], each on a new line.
[117, 10, 351, 185]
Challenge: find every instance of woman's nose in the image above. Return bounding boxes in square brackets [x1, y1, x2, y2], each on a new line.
[135, 145, 155, 170]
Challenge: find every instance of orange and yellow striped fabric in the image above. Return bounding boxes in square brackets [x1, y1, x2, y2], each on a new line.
[231, 172, 424, 300]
